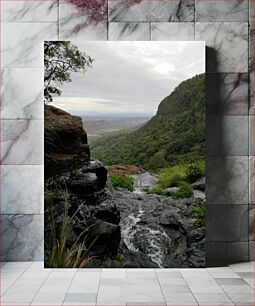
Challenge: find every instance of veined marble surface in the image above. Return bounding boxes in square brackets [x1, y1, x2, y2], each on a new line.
[196, 0, 248, 22]
[151, 22, 194, 40]
[2, 22, 58, 68]
[206, 115, 248, 156]
[249, 116, 254, 155]
[59, 0, 107, 40]
[1, 165, 43, 214]
[195, 22, 248, 73]
[0, 214, 43, 261]
[1, 68, 43, 119]
[249, 157, 254, 206]
[206, 156, 249, 205]
[206, 73, 249, 116]
[1, 0, 58, 22]
[1, 120, 43, 165]
[109, 22, 150, 40]
[108, 0, 195, 22]
[206, 204, 248, 241]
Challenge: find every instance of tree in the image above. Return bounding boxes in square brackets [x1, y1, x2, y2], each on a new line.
[44, 41, 94, 103]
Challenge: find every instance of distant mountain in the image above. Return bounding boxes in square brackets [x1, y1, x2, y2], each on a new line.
[91, 74, 205, 171]
[83, 116, 150, 142]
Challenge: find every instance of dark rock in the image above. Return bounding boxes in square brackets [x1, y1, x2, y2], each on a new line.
[87, 220, 121, 256]
[192, 177, 205, 191]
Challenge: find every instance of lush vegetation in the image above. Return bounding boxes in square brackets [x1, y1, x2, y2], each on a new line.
[110, 174, 134, 191]
[91, 74, 205, 171]
[172, 183, 194, 200]
[158, 160, 205, 188]
[147, 186, 168, 196]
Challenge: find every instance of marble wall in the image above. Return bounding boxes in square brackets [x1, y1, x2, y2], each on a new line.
[0, 0, 253, 265]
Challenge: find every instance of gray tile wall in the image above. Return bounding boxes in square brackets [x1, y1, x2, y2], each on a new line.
[0, 0, 253, 265]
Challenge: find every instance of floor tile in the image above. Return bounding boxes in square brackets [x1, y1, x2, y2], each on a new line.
[193, 292, 234, 305]
[163, 293, 198, 305]
[215, 278, 248, 285]
[207, 267, 240, 278]
[101, 268, 126, 279]
[230, 262, 254, 272]
[64, 292, 97, 303]
[227, 292, 254, 305]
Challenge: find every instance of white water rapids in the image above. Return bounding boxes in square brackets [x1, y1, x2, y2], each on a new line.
[119, 173, 171, 268]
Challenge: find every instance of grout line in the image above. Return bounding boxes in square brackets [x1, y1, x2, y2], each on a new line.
[61, 268, 78, 305]
[95, 268, 103, 305]
[154, 269, 167, 306]
[29, 267, 54, 305]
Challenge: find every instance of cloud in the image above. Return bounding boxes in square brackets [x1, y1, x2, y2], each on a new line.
[52, 41, 205, 116]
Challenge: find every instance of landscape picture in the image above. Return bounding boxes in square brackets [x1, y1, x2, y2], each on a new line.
[44, 41, 205, 268]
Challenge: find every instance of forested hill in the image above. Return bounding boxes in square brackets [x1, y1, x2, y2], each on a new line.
[91, 74, 205, 171]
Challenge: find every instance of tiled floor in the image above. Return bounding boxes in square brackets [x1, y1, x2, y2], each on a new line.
[0, 262, 254, 305]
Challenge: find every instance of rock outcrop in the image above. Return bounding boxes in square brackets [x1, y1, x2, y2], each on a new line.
[44, 105, 121, 267]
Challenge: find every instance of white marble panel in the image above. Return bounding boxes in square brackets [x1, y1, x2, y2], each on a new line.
[1, 165, 43, 214]
[1, 0, 58, 22]
[196, 0, 248, 22]
[0, 214, 43, 261]
[109, 22, 150, 40]
[195, 22, 248, 73]
[1, 68, 43, 119]
[108, 0, 195, 22]
[59, 1, 107, 40]
[1, 119, 43, 165]
[2, 22, 58, 68]
[151, 22, 194, 40]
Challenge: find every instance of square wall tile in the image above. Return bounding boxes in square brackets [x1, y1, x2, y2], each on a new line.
[196, 22, 248, 73]
[206, 116, 248, 156]
[206, 156, 248, 205]
[59, 1, 107, 40]
[1, 165, 43, 214]
[108, 0, 195, 22]
[0, 214, 43, 261]
[109, 22, 150, 40]
[1, 0, 58, 22]
[0, 119, 43, 165]
[206, 205, 249, 242]
[227, 242, 249, 263]
[196, 0, 248, 22]
[206, 73, 248, 116]
[1, 22, 58, 68]
[206, 242, 227, 266]
[1, 68, 43, 119]
[151, 22, 194, 40]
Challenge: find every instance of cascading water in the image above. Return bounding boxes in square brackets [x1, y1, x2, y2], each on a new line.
[119, 173, 171, 268]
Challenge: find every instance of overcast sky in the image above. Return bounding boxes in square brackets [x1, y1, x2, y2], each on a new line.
[52, 41, 205, 117]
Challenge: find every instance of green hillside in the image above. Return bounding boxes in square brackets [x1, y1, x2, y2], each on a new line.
[91, 74, 205, 171]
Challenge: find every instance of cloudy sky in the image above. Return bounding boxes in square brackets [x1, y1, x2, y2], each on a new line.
[52, 41, 205, 117]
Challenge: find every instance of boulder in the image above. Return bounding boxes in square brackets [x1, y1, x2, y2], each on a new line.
[192, 177, 205, 191]
[87, 220, 121, 256]
[165, 187, 178, 196]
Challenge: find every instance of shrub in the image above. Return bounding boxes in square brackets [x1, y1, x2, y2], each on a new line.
[158, 165, 187, 188]
[186, 163, 203, 183]
[158, 160, 205, 188]
[192, 201, 205, 226]
[147, 185, 167, 196]
[172, 183, 193, 199]
[110, 174, 134, 191]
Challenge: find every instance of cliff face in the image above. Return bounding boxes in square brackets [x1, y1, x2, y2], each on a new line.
[44, 105, 122, 267]
[45, 105, 91, 178]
